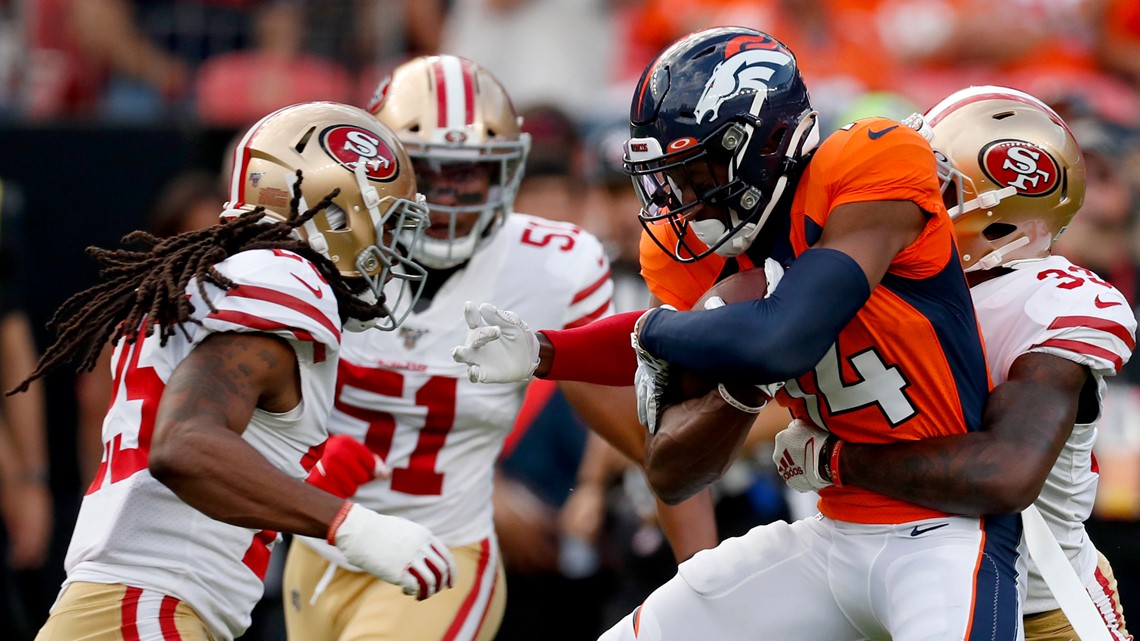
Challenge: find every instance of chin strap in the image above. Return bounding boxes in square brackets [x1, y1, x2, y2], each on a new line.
[283, 170, 332, 258]
[964, 235, 1032, 272]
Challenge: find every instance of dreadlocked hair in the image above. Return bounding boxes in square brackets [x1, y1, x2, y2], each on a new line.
[10, 170, 386, 395]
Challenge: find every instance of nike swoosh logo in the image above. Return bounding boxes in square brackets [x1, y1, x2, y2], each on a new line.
[292, 273, 324, 299]
[867, 125, 898, 140]
[1095, 294, 1122, 309]
[910, 523, 950, 537]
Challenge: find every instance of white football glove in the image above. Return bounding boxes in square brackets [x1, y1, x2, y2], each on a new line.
[762, 257, 784, 297]
[773, 419, 834, 493]
[329, 502, 456, 600]
[633, 307, 673, 435]
[451, 301, 541, 384]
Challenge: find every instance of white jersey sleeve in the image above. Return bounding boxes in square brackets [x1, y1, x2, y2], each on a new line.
[970, 255, 1137, 615]
[191, 248, 342, 363]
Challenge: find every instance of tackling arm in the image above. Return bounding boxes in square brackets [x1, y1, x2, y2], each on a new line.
[148, 331, 344, 537]
[638, 200, 923, 382]
[839, 352, 1085, 514]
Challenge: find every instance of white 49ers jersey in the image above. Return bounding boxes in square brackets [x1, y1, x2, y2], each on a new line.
[62, 249, 342, 640]
[300, 214, 613, 566]
[970, 254, 1136, 614]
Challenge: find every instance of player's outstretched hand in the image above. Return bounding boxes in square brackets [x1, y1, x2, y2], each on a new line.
[451, 301, 540, 383]
[306, 435, 388, 499]
[773, 419, 835, 493]
[328, 502, 456, 600]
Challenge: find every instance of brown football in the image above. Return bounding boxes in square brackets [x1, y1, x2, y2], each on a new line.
[667, 267, 769, 401]
[692, 267, 769, 310]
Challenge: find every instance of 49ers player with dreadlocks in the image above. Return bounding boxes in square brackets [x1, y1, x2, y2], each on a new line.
[19, 102, 457, 641]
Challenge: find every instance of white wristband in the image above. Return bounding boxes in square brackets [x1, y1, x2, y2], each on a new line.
[718, 383, 766, 413]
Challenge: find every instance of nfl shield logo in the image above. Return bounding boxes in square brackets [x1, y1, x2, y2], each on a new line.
[399, 327, 427, 349]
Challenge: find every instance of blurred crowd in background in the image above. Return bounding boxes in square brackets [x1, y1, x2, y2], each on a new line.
[1, 0, 1140, 639]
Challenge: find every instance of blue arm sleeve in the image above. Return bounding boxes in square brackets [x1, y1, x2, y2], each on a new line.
[639, 248, 871, 384]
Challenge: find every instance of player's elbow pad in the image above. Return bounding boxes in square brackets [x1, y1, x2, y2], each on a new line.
[641, 248, 871, 383]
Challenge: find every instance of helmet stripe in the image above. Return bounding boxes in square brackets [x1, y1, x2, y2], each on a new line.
[926, 86, 1069, 135]
[230, 107, 283, 207]
[432, 58, 448, 129]
[435, 56, 469, 132]
[460, 57, 475, 126]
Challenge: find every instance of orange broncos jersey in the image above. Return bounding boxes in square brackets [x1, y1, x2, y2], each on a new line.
[641, 118, 991, 525]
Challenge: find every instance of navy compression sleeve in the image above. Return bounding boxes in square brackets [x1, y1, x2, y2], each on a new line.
[639, 248, 871, 383]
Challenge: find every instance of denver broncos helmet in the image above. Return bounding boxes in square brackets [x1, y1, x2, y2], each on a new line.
[624, 27, 820, 262]
[369, 55, 529, 269]
[914, 86, 1085, 272]
[222, 101, 429, 330]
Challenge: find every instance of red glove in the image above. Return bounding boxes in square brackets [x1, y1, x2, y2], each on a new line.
[306, 435, 388, 499]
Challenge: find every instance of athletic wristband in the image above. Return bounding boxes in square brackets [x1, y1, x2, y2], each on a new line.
[717, 383, 766, 413]
[829, 439, 845, 488]
[326, 500, 354, 545]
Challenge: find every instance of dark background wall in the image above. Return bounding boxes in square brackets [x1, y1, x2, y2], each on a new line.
[0, 124, 235, 631]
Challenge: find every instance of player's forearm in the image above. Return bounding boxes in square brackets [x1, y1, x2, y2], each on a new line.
[0, 313, 48, 481]
[537, 310, 642, 384]
[149, 425, 342, 537]
[841, 376, 1073, 514]
[645, 391, 754, 505]
[656, 490, 718, 562]
[639, 249, 869, 382]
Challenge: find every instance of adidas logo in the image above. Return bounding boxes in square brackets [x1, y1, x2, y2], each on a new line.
[778, 450, 803, 480]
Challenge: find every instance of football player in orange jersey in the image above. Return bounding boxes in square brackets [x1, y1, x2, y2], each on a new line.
[775, 87, 1135, 641]
[20, 103, 457, 641]
[453, 27, 1021, 640]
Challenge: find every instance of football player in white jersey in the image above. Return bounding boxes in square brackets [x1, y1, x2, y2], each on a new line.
[280, 55, 621, 641]
[775, 87, 1134, 641]
[17, 102, 458, 641]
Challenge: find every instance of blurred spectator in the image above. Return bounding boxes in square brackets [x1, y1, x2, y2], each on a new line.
[442, 0, 616, 120]
[1052, 118, 1136, 303]
[879, 0, 1140, 125]
[513, 104, 590, 228]
[1098, 0, 1140, 88]
[67, 0, 261, 121]
[0, 179, 50, 641]
[627, 0, 903, 120]
[581, 117, 647, 311]
[196, 1, 352, 128]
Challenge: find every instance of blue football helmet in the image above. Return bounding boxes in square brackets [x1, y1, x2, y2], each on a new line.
[624, 27, 820, 262]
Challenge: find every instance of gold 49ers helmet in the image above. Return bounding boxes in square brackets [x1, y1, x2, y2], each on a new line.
[368, 55, 530, 269]
[915, 86, 1085, 272]
[223, 101, 429, 330]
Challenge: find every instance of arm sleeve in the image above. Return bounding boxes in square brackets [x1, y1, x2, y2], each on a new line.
[639, 248, 870, 383]
[540, 310, 643, 385]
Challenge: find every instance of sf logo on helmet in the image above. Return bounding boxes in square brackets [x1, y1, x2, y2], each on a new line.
[320, 125, 399, 181]
[981, 139, 1060, 196]
[694, 38, 793, 124]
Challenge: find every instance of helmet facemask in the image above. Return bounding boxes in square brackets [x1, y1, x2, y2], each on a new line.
[624, 28, 819, 264]
[626, 110, 819, 263]
[400, 138, 528, 269]
[371, 55, 530, 270]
